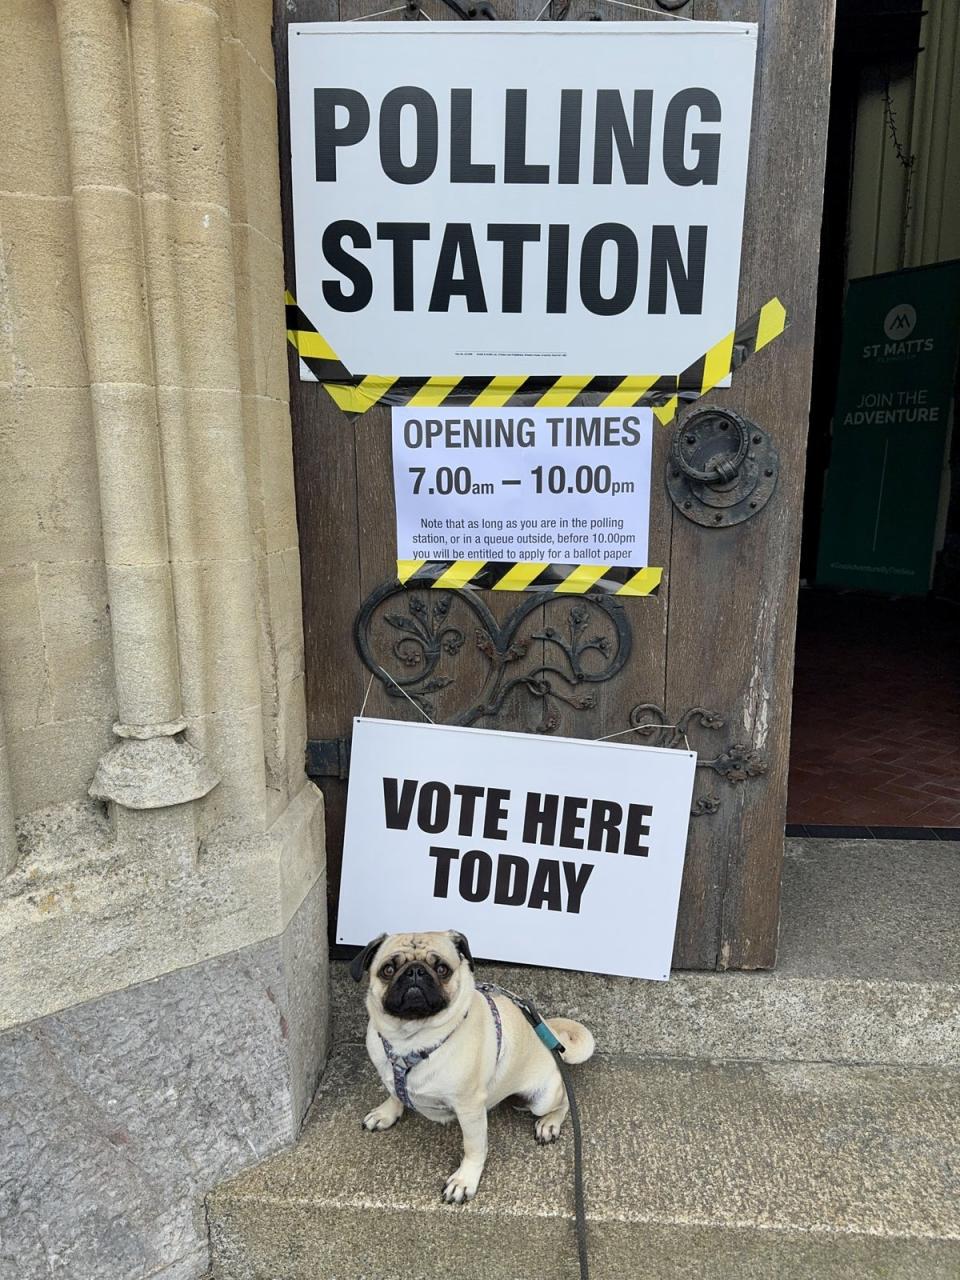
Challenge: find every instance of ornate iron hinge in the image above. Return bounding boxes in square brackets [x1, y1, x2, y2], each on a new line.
[628, 705, 769, 817]
[305, 737, 352, 781]
[305, 708, 768, 819]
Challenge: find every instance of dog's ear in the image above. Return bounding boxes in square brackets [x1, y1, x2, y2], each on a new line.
[349, 933, 387, 983]
[449, 930, 474, 971]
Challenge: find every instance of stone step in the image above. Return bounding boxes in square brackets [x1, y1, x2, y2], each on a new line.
[208, 1047, 960, 1280]
[329, 958, 960, 1070]
[329, 838, 960, 1069]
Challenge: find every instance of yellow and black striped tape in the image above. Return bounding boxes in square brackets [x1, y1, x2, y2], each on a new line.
[397, 560, 662, 597]
[671, 296, 788, 424]
[285, 296, 353, 383]
[285, 293, 788, 427]
[285, 295, 787, 594]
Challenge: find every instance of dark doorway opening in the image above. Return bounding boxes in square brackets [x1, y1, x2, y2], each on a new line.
[788, 0, 960, 838]
[788, 591, 960, 836]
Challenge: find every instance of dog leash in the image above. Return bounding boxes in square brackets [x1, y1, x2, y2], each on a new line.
[477, 983, 589, 1280]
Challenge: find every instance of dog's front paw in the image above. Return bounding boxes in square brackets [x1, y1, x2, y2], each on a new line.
[534, 1114, 564, 1144]
[441, 1164, 481, 1204]
[362, 1098, 403, 1132]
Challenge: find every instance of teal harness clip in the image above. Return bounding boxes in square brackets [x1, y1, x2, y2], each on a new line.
[475, 983, 566, 1056]
[533, 1018, 563, 1052]
[516, 995, 565, 1055]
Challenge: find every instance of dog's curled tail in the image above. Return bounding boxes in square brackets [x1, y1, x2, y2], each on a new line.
[546, 1017, 595, 1065]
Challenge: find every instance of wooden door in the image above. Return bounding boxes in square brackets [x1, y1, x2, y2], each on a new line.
[273, 0, 835, 969]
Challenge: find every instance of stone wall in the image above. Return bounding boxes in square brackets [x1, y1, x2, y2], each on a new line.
[0, 2, 327, 1277]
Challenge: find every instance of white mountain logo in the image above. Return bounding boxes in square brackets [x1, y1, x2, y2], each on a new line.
[883, 303, 917, 340]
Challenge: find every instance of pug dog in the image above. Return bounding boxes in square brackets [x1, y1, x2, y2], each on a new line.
[350, 929, 595, 1204]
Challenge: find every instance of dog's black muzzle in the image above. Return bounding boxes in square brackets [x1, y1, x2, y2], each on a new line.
[383, 963, 447, 1019]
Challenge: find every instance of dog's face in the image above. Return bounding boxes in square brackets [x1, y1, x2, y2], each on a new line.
[351, 930, 474, 1022]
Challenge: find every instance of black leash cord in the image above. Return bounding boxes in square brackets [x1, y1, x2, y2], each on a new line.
[554, 1049, 589, 1280]
[477, 984, 589, 1279]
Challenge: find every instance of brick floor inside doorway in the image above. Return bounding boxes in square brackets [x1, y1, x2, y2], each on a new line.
[787, 590, 960, 832]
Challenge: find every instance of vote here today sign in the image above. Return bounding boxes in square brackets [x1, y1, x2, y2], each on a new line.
[288, 21, 757, 380]
[337, 719, 696, 981]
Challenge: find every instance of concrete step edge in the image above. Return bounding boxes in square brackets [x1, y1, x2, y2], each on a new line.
[207, 1050, 960, 1280]
[208, 1050, 960, 1229]
[330, 961, 960, 1068]
[208, 1181, 960, 1242]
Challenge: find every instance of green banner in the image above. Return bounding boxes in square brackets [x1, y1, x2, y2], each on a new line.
[816, 260, 960, 594]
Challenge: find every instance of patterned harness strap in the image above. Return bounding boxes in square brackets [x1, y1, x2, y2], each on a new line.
[477, 985, 504, 1061]
[380, 989, 504, 1113]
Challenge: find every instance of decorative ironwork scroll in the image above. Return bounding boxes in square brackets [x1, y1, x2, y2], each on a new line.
[354, 582, 631, 734]
[351, 583, 766, 814]
[629, 703, 768, 816]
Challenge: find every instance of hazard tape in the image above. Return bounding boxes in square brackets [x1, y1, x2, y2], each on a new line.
[285, 294, 787, 594]
[396, 560, 662, 597]
[285, 297, 354, 383]
[664, 296, 789, 426]
[284, 292, 788, 426]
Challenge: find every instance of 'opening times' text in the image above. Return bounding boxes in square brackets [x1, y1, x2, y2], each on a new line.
[392, 409, 654, 565]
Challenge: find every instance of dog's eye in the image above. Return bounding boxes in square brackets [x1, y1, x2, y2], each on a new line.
[435, 962, 451, 979]
[379, 963, 396, 978]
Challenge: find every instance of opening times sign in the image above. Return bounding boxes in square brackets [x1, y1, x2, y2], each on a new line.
[288, 22, 757, 379]
[337, 719, 696, 981]
[392, 407, 653, 564]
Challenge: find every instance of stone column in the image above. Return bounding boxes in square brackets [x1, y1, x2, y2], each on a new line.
[54, 0, 218, 817]
[0, 698, 15, 876]
[126, 0, 270, 840]
[0, 2, 327, 1273]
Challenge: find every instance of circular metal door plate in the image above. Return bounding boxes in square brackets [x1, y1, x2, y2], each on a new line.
[665, 408, 779, 528]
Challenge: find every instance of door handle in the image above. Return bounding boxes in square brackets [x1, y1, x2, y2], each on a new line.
[666, 407, 779, 527]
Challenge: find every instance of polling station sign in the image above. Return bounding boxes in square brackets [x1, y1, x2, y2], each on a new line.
[288, 22, 757, 383]
[337, 719, 696, 980]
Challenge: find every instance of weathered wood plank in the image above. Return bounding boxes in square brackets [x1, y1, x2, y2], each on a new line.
[531, 1, 670, 745]
[664, 0, 835, 968]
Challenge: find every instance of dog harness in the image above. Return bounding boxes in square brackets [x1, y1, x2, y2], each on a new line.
[380, 989, 503, 1112]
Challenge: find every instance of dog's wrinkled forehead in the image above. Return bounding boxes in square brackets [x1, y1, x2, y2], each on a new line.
[377, 931, 461, 970]
[350, 928, 474, 983]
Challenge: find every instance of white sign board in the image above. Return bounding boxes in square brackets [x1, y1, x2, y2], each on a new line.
[392, 407, 653, 565]
[288, 22, 757, 379]
[337, 718, 696, 981]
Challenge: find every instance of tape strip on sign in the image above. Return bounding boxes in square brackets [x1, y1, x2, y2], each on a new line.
[284, 293, 789, 424]
[662, 296, 790, 426]
[285, 293, 353, 383]
[396, 561, 663, 597]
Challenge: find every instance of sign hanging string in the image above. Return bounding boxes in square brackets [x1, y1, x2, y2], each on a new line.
[347, 5, 408, 21]
[594, 722, 691, 750]
[358, 670, 438, 724]
[537, 0, 695, 17]
[359, 670, 689, 748]
[592, 1, 695, 20]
